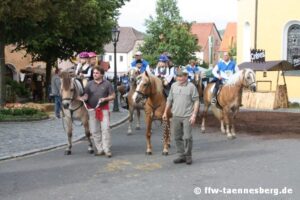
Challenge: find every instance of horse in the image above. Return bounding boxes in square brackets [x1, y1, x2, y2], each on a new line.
[60, 71, 94, 155]
[126, 68, 145, 134]
[133, 71, 172, 155]
[201, 68, 256, 139]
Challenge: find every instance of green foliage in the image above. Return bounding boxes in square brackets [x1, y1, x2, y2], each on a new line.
[140, 0, 199, 66]
[6, 79, 30, 97]
[0, 107, 47, 121]
[228, 43, 237, 62]
[0, 108, 38, 115]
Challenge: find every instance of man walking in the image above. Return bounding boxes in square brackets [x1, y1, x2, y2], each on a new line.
[51, 68, 61, 119]
[79, 66, 115, 158]
[163, 67, 199, 165]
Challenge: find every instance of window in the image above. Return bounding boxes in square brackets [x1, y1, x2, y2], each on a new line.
[109, 55, 112, 61]
[120, 55, 123, 62]
[287, 24, 300, 65]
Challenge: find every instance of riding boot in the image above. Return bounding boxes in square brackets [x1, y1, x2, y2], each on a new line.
[211, 81, 220, 105]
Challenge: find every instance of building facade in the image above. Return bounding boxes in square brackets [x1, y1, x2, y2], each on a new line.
[237, 0, 300, 103]
[191, 23, 222, 66]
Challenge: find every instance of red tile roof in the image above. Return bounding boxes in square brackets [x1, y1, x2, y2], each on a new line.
[219, 22, 237, 52]
[191, 23, 220, 49]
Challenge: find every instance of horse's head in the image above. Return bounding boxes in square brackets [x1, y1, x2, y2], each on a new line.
[60, 71, 83, 109]
[132, 71, 152, 104]
[242, 68, 256, 92]
[128, 68, 139, 83]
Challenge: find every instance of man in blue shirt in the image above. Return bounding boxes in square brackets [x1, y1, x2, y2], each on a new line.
[211, 52, 239, 104]
[131, 51, 151, 74]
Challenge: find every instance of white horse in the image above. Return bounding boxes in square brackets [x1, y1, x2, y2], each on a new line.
[60, 71, 93, 155]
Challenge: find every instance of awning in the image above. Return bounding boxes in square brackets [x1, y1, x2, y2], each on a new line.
[238, 60, 296, 71]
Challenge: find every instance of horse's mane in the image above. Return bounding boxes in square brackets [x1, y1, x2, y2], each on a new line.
[148, 74, 163, 94]
[61, 71, 71, 90]
[225, 70, 243, 86]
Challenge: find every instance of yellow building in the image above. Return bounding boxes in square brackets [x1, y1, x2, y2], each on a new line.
[237, 0, 300, 103]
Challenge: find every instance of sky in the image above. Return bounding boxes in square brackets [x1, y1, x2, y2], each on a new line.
[118, 0, 237, 32]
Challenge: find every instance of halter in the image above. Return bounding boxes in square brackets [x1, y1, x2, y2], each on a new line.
[61, 78, 84, 119]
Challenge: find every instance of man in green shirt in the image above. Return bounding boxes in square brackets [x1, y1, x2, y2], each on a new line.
[163, 67, 199, 165]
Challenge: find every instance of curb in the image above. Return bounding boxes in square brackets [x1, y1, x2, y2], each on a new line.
[0, 112, 129, 162]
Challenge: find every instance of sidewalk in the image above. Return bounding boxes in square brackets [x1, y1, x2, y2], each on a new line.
[0, 106, 129, 161]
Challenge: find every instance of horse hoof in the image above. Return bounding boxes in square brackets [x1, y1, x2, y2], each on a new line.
[227, 135, 235, 140]
[201, 130, 206, 134]
[88, 149, 94, 154]
[135, 127, 141, 130]
[64, 150, 71, 155]
[127, 132, 133, 136]
[162, 152, 168, 156]
[168, 144, 171, 148]
[146, 152, 152, 155]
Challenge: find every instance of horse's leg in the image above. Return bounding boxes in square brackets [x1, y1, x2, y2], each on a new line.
[201, 103, 209, 133]
[230, 108, 238, 138]
[83, 113, 94, 154]
[64, 116, 73, 155]
[162, 119, 170, 155]
[145, 114, 153, 155]
[220, 119, 226, 134]
[127, 106, 133, 135]
[136, 108, 141, 130]
[223, 108, 233, 139]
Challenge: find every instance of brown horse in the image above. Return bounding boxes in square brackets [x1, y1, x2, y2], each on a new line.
[60, 71, 93, 155]
[133, 71, 171, 155]
[126, 68, 144, 134]
[201, 68, 256, 139]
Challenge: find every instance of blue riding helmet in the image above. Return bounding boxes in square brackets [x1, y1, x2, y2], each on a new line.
[158, 55, 169, 62]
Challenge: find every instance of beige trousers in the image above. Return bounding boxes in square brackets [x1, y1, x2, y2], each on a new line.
[88, 109, 111, 153]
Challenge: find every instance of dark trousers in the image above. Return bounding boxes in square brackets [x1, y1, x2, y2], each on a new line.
[212, 79, 223, 98]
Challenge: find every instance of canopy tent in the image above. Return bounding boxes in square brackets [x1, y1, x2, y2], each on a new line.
[238, 60, 295, 71]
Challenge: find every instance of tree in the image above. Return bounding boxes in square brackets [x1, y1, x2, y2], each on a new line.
[140, 0, 199, 66]
[0, 0, 127, 105]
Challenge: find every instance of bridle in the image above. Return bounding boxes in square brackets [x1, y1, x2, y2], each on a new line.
[61, 78, 84, 117]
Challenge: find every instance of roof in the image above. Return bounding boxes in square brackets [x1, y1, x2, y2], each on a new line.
[219, 22, 237, 52]
[238, 60, 295, 71]
[104, 27, 145, 53]
[284, 70, 300, 76]
[191, 23, 221, 49]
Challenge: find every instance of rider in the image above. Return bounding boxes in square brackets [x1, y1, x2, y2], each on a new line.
[155, 54, 173, 96]
[186, 59, 206, 82]
[211, 52, 239, 104]
[165, 52, 177, 86]
[88, 52, 98, 81]
[75, 51, 92, 86]
[131, 51, 151, 74]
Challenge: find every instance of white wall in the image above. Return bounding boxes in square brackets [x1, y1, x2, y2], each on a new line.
[104, 52, 130, 78]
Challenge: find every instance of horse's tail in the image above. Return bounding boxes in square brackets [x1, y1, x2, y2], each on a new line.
[211, 105, 222, 121]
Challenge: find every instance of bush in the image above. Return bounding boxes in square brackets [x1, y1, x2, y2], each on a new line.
[289, 102, 300, 108]
[0, 107, 47, 122]
[6, 79, 30, 97]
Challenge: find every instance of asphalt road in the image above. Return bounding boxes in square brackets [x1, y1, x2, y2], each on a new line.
[0, 117, 299, 200]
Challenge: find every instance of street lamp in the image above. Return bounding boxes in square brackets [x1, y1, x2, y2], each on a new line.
[112, 26, 120, 112]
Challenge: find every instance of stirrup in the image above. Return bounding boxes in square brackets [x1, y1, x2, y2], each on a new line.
[211, 97, 217, 104]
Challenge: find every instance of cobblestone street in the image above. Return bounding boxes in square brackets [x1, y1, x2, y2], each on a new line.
[0, 108, 128, 160]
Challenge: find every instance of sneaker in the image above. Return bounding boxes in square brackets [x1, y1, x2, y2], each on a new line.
[105, 151, 112, 158]
[173, 157, 186, 164]
[94, 150, 105, 156]
[186, 157, 192, 165]
[211, 97, 217, 105]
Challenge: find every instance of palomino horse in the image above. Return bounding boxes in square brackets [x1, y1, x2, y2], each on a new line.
[60, 71, 93, 155]
[133, 71, 171, 155]
[201, 68, 256, 139]
[193, 72, 204, 100]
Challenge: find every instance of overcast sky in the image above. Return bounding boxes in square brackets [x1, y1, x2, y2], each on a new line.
[118, 0, 237, 32]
